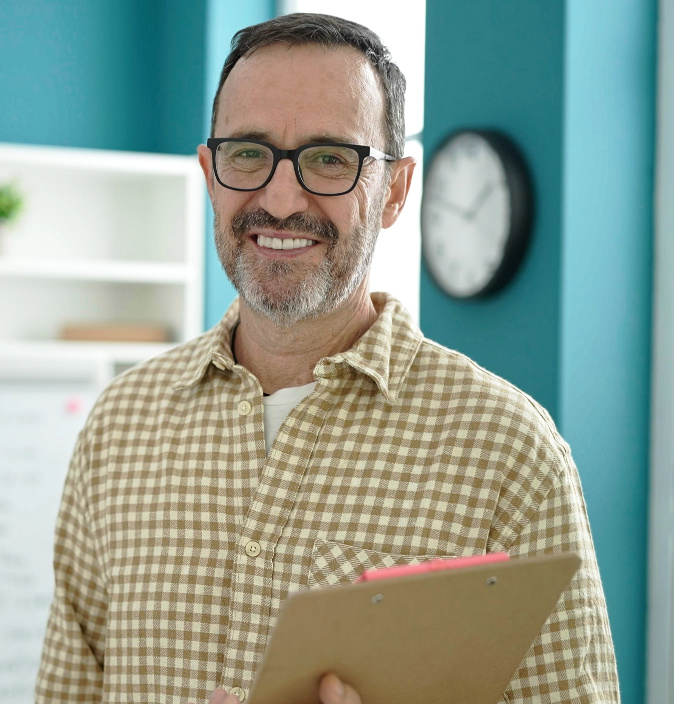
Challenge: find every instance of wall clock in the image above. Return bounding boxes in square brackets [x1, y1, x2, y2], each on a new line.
[421, 129, 534, 299]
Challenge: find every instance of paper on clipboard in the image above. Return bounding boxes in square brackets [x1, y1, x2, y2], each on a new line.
[247, 552, 581, 704]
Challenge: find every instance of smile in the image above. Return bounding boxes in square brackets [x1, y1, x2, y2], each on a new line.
[256, 235, 317, 250]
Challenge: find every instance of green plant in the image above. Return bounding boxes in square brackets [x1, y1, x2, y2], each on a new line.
[0, 184, 23, 222]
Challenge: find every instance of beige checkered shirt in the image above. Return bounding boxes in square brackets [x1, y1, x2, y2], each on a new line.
[36, 293, 619, 703]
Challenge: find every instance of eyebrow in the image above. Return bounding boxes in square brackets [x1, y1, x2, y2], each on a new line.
[225, 130, 359, 145]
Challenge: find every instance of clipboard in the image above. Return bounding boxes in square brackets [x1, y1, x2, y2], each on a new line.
[247, 552, 581, 704]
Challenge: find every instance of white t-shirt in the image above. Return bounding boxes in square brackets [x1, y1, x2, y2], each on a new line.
[262, 381, 318, 453]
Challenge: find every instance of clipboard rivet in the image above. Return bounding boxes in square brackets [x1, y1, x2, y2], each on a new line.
[371, 593, 384, 604]
[485, 577, 498, 586]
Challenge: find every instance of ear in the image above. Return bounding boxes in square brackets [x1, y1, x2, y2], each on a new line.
[380, 156, 416, 230]
[197, 144, 216, 202]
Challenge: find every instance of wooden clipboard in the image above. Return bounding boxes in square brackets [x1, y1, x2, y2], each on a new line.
[247, 552, 581, 704]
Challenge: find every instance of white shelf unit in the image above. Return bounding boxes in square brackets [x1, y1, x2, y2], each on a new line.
[0, 142, 205, 383]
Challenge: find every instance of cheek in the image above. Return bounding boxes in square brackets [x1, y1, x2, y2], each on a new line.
[334, 186, 374, 230]
[327, 202, 361, 232]
[212, 189, 254, 220]
[279, 195, 357, 235]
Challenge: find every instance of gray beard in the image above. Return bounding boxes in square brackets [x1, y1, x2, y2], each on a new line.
[214, 209, 380, 329]
[232, 247, 342, 328]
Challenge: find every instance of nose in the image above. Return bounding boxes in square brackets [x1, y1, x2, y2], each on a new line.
[256, 156, 310, 220]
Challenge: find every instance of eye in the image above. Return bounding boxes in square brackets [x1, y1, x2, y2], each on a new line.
[316, 153, 344, 166]
[233, 148, 266, 160]
[219, 143, 272, 173]
[301, 146, 359, 172]
[306, 150, 347, 167]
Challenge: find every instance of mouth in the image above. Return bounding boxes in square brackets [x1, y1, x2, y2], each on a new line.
[254, 235, 319, 251]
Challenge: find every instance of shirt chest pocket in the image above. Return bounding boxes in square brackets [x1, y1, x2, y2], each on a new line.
[308, 539, 457, 588]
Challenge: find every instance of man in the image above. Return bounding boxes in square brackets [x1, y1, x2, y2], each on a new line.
[36, 12, 620, 704]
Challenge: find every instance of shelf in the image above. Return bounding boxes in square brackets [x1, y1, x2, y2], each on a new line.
[0, 142, 205, 372]
[0, 141, 200, 176]
[0, 258, 190, 283]
[0, 339, 176, 359]
[0, 340, 178, 381]
[0, 339, 178, 385]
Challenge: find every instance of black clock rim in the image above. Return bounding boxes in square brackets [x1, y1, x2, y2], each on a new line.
[421, 128, 535, 300]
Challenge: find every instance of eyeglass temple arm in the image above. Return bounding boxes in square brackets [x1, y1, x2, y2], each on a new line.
[369, 147, 397, 162]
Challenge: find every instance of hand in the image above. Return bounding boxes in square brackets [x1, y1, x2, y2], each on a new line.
[429, 192, 472, 220]
[193, 673, 362, 704]
[466, 181, 495, 219]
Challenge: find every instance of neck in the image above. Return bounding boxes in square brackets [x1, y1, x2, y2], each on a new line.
[233, 286, 378, 395]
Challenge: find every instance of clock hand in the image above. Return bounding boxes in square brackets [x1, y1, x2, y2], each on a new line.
[466, 182, 496, 219]
[427, 192, 472, 219]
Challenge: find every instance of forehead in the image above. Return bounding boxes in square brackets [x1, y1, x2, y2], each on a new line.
[215, 43, 386, 145]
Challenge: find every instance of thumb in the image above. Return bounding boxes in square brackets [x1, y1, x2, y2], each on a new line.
[319, 673, 362, 704]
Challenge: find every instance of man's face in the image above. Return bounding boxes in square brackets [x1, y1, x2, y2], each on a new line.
[199, 43, 392, 327]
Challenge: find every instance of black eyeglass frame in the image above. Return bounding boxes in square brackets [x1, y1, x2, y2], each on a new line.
[206, 138, 397, 196]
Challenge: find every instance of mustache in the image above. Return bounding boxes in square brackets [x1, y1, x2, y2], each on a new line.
[230, 209, 339, 242]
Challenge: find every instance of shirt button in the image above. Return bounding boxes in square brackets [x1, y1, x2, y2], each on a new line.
[245, 540, 261, 557]
[238, 400, 252, 415]
[230, 686, 247, 701]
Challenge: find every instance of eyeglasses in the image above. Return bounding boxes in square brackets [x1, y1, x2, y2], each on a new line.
[206, 138, 396, 196]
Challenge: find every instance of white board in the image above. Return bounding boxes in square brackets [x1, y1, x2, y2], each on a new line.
[0, 378, 97, 703]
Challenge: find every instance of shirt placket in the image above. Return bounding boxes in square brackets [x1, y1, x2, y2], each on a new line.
[221, 380, 335, 698]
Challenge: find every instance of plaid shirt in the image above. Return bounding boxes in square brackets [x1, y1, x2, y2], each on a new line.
[36, 293, 619, 703]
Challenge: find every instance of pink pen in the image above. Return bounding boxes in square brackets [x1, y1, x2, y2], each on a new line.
[355, 552, 510, 582]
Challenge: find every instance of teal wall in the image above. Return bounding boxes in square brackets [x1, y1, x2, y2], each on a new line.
[423, 1, 565, 416]
[424, 2, 656, 702]
[0, 0, 206, 153]
[1, 1, 154, 150]
[561, 4, 655, 701]
[154, 1, 209, 156]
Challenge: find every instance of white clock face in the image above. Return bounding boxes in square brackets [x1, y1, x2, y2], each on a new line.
[422, 132, 511, 298]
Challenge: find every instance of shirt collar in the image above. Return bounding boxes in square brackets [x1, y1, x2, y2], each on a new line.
[314, 293, 423, 403]
[173, 293, 423, 402]
[172, 299, 240, 390]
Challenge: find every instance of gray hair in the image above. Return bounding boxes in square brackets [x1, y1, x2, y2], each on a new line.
[210, 13, 407, 159]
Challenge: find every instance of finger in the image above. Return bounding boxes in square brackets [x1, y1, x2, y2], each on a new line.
[209, 688, 237, 704]
[187, 687, 232, 704]
[319, 672, 362, 704]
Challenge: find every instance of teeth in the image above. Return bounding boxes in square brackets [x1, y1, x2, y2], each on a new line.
[257, 235, 316, 250]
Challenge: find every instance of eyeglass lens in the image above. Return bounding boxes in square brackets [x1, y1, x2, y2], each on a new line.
[214, 141, 362, 195]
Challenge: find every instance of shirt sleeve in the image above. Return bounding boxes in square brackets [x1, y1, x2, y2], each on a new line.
[35, 429, 107, 703]
[495, 446, 620, 703]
